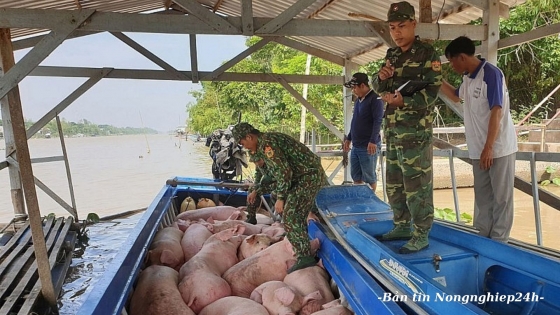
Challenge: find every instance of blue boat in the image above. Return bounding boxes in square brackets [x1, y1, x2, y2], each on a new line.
[77, 177, 404, 315]
[315, 185, 560, 315]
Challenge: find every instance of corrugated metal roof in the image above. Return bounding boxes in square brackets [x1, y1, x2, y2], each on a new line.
[0, 0, 524, 65]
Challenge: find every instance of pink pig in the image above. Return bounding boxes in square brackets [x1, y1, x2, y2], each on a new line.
[178, 226, 245, 313]
[181, 222, 212, 261]
[250, 281, 323, 315]
[284, 265, 335, 315]
[146, 226, 184, 271]
[176, 206, 247, 221]
[311, 299, 353, 315]
[238, 234, 274, 261]
[129, 265, 194, 315]
[198, 296, 269, 315]
[223, 238, 320, 298]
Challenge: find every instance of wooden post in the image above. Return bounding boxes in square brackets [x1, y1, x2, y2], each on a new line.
[419, 0, 433, 44]
[0, 29, 25, 219]
[0, 28, 57, 308]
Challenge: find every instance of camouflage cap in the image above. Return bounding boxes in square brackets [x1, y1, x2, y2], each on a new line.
[387, 1, 415, 22]
[232, 122, 255, 144]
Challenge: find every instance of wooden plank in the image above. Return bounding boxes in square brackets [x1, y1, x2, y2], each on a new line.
[0, 221, 30, 261]
[0, 218, 65, 314]
[0, 217, 54, 300]
[18, 218, 75, 315]
[255, 0, 318, 34]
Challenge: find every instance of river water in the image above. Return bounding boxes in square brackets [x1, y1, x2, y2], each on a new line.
[2, 134, 560, 251]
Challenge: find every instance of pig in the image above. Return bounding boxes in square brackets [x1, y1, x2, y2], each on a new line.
[256, 213, 274, 225]
[178, 226, 246, 313]
[250, 281, 322, 315]
[311, 299, 353, 315]
[197, 197, 216, 208]
[181, 222, 213, 261]
[176, 205, 247, 221]
[129, 265, 195, 315]
[261, 222, 286, 240]
[238, 234, 274, 261]
[223, 238, 320, 298]
[180, 196, 196, 212]
[284, 265, 335, 315]
[146, 226, 184, 270]
[199, 296, 269, 315]
[203, 218, 265, 235]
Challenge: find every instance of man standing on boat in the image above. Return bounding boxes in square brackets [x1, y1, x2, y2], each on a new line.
[440, 36, 517, 242]
[343, 72, 384, 192]
[372, 1, 442, 253]
[245, 154, 277, 225]
[232, 122, 328, 273]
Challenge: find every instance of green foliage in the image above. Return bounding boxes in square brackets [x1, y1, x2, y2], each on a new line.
[541, 165, 560, 186]
[434, 207, 473, 224]
[86, 213, 100, 224]
[25, 118, 158, 138]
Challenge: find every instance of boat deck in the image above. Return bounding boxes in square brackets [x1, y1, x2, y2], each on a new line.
[0, 217, 76, 315]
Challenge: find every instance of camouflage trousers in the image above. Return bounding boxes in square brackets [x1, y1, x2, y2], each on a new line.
[385, 136, 434, 231]
[283, 172, 328, 259]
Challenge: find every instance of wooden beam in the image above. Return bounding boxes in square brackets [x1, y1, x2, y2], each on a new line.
[271, 37, 345, 66]
[307, 0, 342, 19]
[457, 0, 509, 18]
[30, 66, 345, 84]
[255, 0, 318, 34]
[498, 22, 560, 49]
[274, 75, 344, 140]
[0, 27, 58, 308]
[419, 0, 432, 23]
[365, 21, 395, 47]
[110, 32, 191, 80]
[189, 34, 199, 83]
[0, 9, 486, 39]
[241, 0, 254, 35]
[172, 0, 240, 34]
[0, 9, 95, 100]
[25, 69, 112, 141]
[201, 37, 271, 81]
[213, 0, 225, 12]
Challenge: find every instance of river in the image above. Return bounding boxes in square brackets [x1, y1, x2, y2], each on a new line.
[1, 134, 560, 251]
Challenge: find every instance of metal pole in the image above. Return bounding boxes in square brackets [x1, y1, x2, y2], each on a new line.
[447, 149, 461, 221]
[530, 152, 543, 246]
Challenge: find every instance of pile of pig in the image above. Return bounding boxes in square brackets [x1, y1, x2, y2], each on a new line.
[129, 199, 353, 315]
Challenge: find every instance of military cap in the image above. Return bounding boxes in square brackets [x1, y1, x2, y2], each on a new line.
[344, 73, 369, 88]
[232, 122, 255, 144]
[387, 1, 415, 22]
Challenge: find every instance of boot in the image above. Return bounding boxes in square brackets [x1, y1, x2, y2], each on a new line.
[378, 223, 412, 241]
[287, 256, 316, 274]
[245, 214, 257, 225]
[399, 227, 429, 254]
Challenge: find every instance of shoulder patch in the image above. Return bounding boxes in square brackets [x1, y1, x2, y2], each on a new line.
[431, 60, 441, 72]
[264, 145, 274, 158]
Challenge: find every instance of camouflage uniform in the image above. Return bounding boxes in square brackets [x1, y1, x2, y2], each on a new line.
[233, 123, 328, 263]
[245, 152, 277, 221]
[372, 37, 442, 236]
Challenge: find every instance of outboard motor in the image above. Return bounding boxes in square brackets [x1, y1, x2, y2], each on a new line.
[206, 126, 247, 181]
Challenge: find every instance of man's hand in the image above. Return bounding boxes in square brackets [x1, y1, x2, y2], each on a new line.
[382, 90, 404, 108]
[367, 142, 377, 155]
[247, 191, 257, 204]
[343, 140, 351, 152]
[378, 60, 395, 81]
[275, 199, 285, 214]
[479, 146, 494, 170]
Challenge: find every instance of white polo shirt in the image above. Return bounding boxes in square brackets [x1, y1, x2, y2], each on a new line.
[456, 59, 518, 160]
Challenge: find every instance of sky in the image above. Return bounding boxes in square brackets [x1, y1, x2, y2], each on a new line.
[13, 32, 249, 132]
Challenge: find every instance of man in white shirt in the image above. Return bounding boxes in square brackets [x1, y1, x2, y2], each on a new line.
[440, 36, 518, 242]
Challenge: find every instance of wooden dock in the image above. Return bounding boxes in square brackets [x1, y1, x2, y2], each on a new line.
[0, 217, 76, 315]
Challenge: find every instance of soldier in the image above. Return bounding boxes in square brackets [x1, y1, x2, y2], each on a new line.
[372, 1, 442, 253]
[232, 122, 328, 273]
[245, 153, 277, 225]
